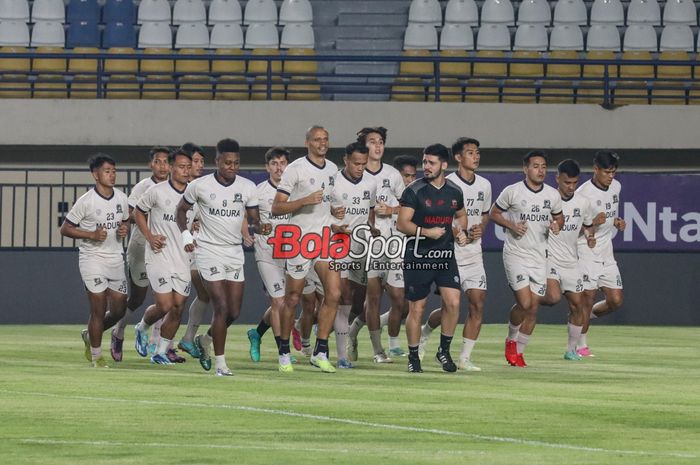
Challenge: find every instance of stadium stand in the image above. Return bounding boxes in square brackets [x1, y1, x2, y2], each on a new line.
[0, 0, 30, 22]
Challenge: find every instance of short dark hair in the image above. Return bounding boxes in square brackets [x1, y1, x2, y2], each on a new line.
[149, 146, 170, 160]
[265, 146, 290, 164]
[88, 153, 116, 172]
[305, 125, 327, 140]
[451, 137, 480, 158]
[557, 159, 580, 177]
[423, 143, 450, 163]
[356, 126, 388, 145]
[345, 141, 370, 156]
[593, 150, 620, 169]
[169, 149, 192, 164]
[523, 150, 548, 165]
[180, 142, 206, 158]
[216, 138, 240, 157]
[393, 154, 419, 171]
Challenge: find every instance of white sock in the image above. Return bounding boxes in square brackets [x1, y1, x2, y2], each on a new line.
[389, 336, 401, 350]
[335, 305, 351, 360]
[421, 323, 434, 339]
[348, 317, 365, 339]
[369, 329, 383, 355]
[150, 317, 163, 344]
[578, 332, 588, 349]
[183, 298, 208, 343]
[507, 323, 521, 341]
[460, 338, 476, 361]
[136, 319, 150, 332]
[201, 333, 213, 348]
[567, 324, 583, 352]
[167, 339, 175, 350]
[379, 311, 390, 329]
[90, 346, 101, 361]
[516, 333, 529, 354]
[157, 337, 171, 356]
[215, 354, 227, 370]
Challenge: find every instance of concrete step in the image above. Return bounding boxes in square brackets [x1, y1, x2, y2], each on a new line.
[335, 38, 403, 52]
[337, 13, 408, 27]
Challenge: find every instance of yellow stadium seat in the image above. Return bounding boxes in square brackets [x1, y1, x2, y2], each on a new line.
[0, 46, 31, 98]
[503, 50, 542, 103]
[577, 50, 618, 105]
[176, 48, 212, 100]
[105, 47, 139, 99]
[212, 48, 248, 100]
[465, 50, 506, 102]
[540, 50, 580, 104]
[32, 46, 67, 98]
[392, 49, 433, 102]
[141, 48, 175, 99]
[69, 47, 99, 99]
[653, 50, 690, 105]
[428, 50, 470, 102]
[614, 50, 653, 105]
[249, 48, 283, 100]
[284, 48, 320, 101]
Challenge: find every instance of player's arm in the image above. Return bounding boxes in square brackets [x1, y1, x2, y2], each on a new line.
[134, 206, 166, 252]
[176, 197, 196, 252]
[453, 207, 469, 246]
[397, 205, 444, 240]
[489, 204, 520, 234]
[271, 190, 322, 216]
[581, 224, 597, 248]
[60, 219, 106, 242]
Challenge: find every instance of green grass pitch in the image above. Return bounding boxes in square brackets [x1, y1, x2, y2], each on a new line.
[0, 324, 698, 465]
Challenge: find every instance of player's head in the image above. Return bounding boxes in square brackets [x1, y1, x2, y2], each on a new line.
[523, 150, 548, 186]
[168, 149, 193, 186]
[305, 125, 329, 158]
[149, 146, 171, 181]
[343, 141, 369, 179]
[88, 153, 117, 188]
[215, 138, 240, 182]
[264, 146, 290, 184]
[556, 159, 581, 198]
[357, 126, 387, 162]
[180, 142, 206, 179]
[592, 150, 619, 188]
[422, 143, 450, 181]
[393, 154, 419, 186]
[452, 137, 481, 172]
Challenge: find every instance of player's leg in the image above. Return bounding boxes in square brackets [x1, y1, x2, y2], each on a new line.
[145, 291, 175, 364]
[419, 306, 441, 361]
[335, 276, 354, 368]
[310, 260, 341, 372]
[563, 290, 585, 361]
[349, 276, 374, 361]
[278, 269, 307, 372]
[434, 286, 460, 373]
[459, 288, 486, 371]
[178, 270, 209, 357]
[404, 266, 435, 373]
[541, 278, 562, 307]
[385, 286, 408, 357]
[592, 287, 624, 317]
[297, 289, 316, 356]
[578, 288, 597, 356]
[84, 290, 109, 367]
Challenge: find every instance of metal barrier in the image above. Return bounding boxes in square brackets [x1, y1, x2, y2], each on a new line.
[1, 50, 698, 105]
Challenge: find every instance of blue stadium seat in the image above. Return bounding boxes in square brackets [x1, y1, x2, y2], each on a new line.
[103, 0, 136, 24]
[67, 20, 100, 48]
[67, 0, 100, 24]
[103, 21, 136, 48]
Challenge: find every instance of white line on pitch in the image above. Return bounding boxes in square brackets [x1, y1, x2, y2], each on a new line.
[1, 389, 696, 460]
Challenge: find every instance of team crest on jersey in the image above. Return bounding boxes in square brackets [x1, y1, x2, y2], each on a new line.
[210, 193, 216, 200]
[451, 199, 458, 208]
[613, 194, 619, 204]
[425, 199, 432, 207]
[477, 192, 484, 201]
[310, 178, 315, 185]
[516, 274, 525, 282]
[583, 274, 589, 282]
[158, 277, 167, 286]
[382, 179, 391, 188]
[437, 199, 445, 206]
[96, 209, 102, 216]
[550, 268, 556, 275]
[596, 200, 602, 206]
[342, 193, 348, 200]
[117, 205, 123, 214]
[577, 279, 583, 285]
[573, 208, 581, 217]
[233, 193, 243, 203]
[453, 275, 459, 283]
[363, 190, 370, 200]
[328, 177, 335, 186]
[140, 272, 147, 280]
[210, 266, 219, 275]
[273, 283, 282, 292]
[543, 200, 551, 209]
[165, 199, 171, 206]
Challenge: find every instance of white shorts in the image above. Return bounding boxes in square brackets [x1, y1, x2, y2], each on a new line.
[366, 255, 404, 288]
[547, 260, 585, 294]
[457, 260, 487, 292]
[126, 239, 148, 287]
[257, 259, 286, 299]
[195, 244, 245, 282]
[303, 266, 324, 295]
[79, 253, 128, 294]
[286, 253, 331, 281]
[579, 259, 623, 291]
[146, 263, 192, 296]
[503, 253, 546, 297]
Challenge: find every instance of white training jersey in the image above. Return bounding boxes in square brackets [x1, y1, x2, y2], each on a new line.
[576, 178, 622, 263]
[495, 180, 563, 262]
[254, 179, 292, 263]
[446, 171, 492, 264]
[364, 163, 405, 237]
[128, 176, 158, 245]
[64, 187, 129, 258]
[183, 173, 258, 248]
[277, 156, 337, 235]
[331, 170, 377, 245]
[136, 180, 192, 273]
[547, 193, 593, 267]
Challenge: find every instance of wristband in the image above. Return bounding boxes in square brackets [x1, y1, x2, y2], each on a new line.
[181, 230, 194, 247]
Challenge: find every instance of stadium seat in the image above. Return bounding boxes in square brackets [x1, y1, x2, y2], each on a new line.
[465, 24, 510, 102]
[503, 24, 546, 102]
[550, 24, 584, 51]
[475, 22, 511, 50]
[541, 25, 583, 103]
[590, 0, 624, 26]
[209, 23, 243, 48]
[31, 20, 64, 46]
[280, 23, 314, 49]
[444, 0, 478, 26]
[249, 48, 283, 100]
[0, 20, 30, 98]
[408, 0, 442, 26]
[654, 25, 693, 104]
[175, 22, 208, 48]
[66, 20, 100, 48]
[208, 0, 242, 25]
[626, 0, 660, 26]
[517, 0, 551, 26]
[392, 23, 438, 101]
[173, 0, 206, 25]
[103, 0, 136, 25]
[104, 46, 139, 98]
[663, 0, 697, 26]
[31, 24, 67, 99]
[138, 21, 172, 48]
[279, 0, 312, 25]
[67, 0, 100, 24]
[403, 22, 438, 50]
[480, 0, 514, 26]
[103, 21, 136, 48]
[429, 24, 473, 101]
[212, 48, 247, 100]
[440, 23, 474, 50]
[284, 48, 319, 100]
[244, 22, 278, 48]
[586, 24, 621, 51]
[138, 22, 174, 99]
[579, 25, 620, 104]
[613, 24, 656, 104]
[69, 45, 99, 98]
[137, 0, 171, 24]
[31, 0, 65, 23]
[175, 23, 210, 99]
[243, 0, 277, 25]
[0, 0, 29, 22]
[553, 0, 587, 26]
[659, 24, 694, 51]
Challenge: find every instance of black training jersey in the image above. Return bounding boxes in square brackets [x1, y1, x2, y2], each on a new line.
[399, 177, 464, 256]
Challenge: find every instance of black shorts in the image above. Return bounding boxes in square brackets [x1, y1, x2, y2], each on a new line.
[403, 256, 460, 302]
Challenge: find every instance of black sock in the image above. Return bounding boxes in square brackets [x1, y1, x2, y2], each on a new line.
[274, 335, 281, 350]
[439, 333, 453, 352]
[256, 320, 270, 338]
[314, 338, 329, 356]
[409, 345, 419, 358]
[278, 338, 290, 356]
